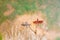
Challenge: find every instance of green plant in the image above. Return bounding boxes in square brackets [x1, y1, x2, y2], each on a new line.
[55, 37, 60, 40]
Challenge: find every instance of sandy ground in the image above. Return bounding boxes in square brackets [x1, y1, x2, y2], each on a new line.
[0, 11, 60, 40]
[13, 12, 60, 40]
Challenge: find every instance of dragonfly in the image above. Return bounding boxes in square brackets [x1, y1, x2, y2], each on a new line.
[33, 19, 43, 25]
[21, 22, 31, 27]
[33, 18, 43, 34]
[21, 22, 35, 33]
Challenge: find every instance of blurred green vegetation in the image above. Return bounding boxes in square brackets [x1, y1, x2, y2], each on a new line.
[0, 0, 37, 24]
[55, 37, 60, 40]
[0, 33, 2, 40]
[0, 0, 60, 30]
